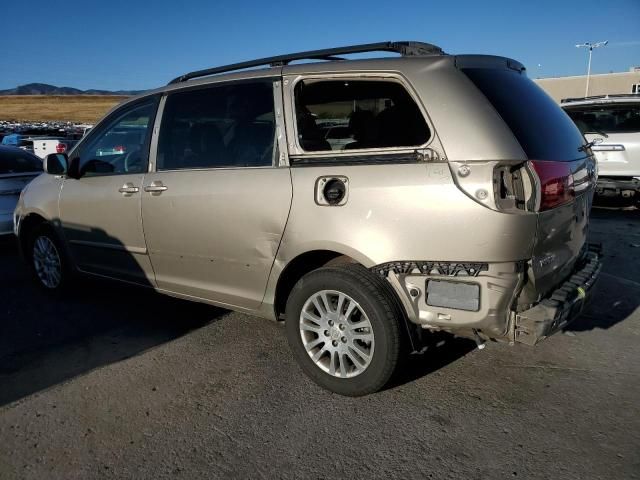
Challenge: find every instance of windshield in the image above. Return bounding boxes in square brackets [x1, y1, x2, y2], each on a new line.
[564, 104, 640, 134]
[0, 148, 43, 174]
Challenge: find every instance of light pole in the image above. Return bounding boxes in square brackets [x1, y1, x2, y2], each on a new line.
[576, 41, 608, 97]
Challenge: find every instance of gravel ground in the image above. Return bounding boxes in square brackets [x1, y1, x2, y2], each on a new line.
[0, 207, 638, 479]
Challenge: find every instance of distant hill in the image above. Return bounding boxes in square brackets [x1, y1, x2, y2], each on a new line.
[0, 83, 145, 96]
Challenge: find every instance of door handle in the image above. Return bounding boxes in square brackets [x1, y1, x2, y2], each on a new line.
[118, 183, 139, 195]
[144, 182, 168, 193]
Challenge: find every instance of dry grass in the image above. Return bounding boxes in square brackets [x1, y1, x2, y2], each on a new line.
[0, 95, 130, 123]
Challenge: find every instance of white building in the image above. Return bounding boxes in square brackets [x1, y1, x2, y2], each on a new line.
[534, 67, 640, 103]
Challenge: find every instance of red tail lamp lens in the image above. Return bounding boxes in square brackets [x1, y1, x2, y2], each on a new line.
[530, 160, 574, 211]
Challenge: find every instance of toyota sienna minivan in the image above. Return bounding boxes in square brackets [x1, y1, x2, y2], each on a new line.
[14, 42, 602, 396]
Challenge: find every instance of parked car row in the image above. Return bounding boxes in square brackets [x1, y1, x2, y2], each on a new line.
[0, 121, 91, 162]
[0, 120, 91, 139]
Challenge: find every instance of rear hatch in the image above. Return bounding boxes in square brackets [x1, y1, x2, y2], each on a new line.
[563, 101, 640, 177]
[461, 64, 596, 297]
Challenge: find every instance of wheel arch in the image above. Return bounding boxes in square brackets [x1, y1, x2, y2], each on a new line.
[272, 250, 362, 319]
[17, 214, 73, 269]
[271, 248, 422, 353]
[17, 213, 48, 259]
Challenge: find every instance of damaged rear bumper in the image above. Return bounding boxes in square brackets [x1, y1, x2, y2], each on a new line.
[514, 244, 602, 345]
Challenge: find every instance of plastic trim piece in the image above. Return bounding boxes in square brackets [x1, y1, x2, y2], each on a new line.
[372, 261, 489, 278]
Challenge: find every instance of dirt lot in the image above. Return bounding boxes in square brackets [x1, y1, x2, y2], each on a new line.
[0, 96, 127, 123]
[0, 207, 638, 479]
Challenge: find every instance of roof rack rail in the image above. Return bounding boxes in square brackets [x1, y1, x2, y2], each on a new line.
[561, 93, 640, 103]
[168, 41, 444, 85]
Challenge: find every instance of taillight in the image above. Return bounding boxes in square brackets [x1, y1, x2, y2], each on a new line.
[55, 143, 67, 153]
[529, 160, 574, 211]
[114, 145, 126, 153]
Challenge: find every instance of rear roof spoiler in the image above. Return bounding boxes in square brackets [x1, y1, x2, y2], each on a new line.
[454, 55, 526, 73]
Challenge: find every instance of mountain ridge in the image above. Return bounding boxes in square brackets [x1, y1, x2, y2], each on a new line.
[0, 83, 145, 96]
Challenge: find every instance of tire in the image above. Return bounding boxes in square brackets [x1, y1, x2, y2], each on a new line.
[27, 224, 72, 295]
[285, 264, 403, 396]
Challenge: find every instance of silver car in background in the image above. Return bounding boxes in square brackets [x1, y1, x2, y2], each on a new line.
[563, 94, 640, 201]
[14, 42, 602, 396]
[0, 146, 41, 236]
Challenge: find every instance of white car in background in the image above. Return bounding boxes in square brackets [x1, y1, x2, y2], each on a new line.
[30, 137, 78, 160]
[562, 94, 640, 201]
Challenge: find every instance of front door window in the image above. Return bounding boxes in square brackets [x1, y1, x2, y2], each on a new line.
[76, 102, 155, 177]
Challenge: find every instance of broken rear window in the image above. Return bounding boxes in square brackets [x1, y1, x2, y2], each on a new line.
[294, 79, 430, 152]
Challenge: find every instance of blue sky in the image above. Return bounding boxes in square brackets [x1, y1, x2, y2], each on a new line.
[2, 0, 639, 90]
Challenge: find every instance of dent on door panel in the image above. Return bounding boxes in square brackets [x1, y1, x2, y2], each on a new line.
[141, 168, 292, 310]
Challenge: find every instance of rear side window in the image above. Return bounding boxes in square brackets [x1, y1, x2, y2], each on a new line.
[564, 104, 640, 134]
[157, 81, 275, 170]
[463, 68, 586, 161]
[294, 79, 430, 152]
[0, 148, 42, 174]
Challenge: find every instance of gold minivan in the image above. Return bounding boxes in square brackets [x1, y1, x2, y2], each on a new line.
[14, 42, 602, 395]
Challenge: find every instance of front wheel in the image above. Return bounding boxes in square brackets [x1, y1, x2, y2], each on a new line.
[27, 224, 72, 294]
[285, 265, 403, 396]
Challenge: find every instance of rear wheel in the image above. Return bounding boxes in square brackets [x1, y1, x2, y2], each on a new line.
[27, 224, 72, 294]
[285, 265, 403, 396]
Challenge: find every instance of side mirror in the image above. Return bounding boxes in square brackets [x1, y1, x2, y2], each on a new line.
[44, 153, 68, 175]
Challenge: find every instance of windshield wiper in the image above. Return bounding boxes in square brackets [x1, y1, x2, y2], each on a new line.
[585, 128, 610, 138]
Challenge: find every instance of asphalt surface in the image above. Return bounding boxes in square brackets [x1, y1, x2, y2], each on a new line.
[0, 206, 639, 479]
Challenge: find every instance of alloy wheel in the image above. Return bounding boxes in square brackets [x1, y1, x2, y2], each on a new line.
[299, 289, 375, 378]
[32, 235, 62, 289]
